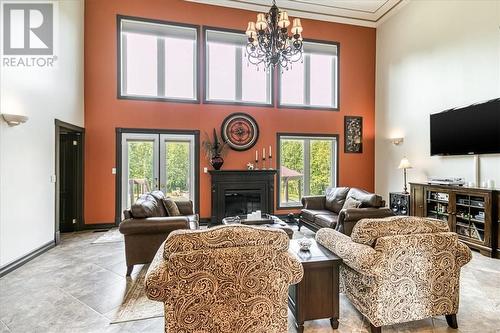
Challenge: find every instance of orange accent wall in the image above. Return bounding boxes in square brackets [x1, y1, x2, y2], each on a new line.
[84, 0, 376, 224]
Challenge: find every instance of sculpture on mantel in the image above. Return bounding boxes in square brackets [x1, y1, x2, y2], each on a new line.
[203, 129, 227, 170]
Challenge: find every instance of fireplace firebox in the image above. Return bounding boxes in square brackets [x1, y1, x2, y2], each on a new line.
[209, 170, 277, 226]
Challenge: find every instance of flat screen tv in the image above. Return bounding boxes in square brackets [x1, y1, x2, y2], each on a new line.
[430, 98, 500, 156]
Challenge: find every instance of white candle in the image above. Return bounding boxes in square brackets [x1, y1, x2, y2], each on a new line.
[255, 150, 258, 161]
[263, 148, 265, 158]
[269, 145, 272, 158]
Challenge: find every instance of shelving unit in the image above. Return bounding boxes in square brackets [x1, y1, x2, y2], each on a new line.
[410, 182, 499, 258]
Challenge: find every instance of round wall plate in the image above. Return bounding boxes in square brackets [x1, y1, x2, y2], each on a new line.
[221, 113, 259, 151]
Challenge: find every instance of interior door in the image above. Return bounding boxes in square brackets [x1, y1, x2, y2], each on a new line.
[59, 132, 81, 232]
[159, 134, 195, 206]
[121, 134, 159, 212]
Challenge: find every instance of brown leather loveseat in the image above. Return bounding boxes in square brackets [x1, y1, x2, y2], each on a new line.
[300, 187, 394, 235]
[119, 190, 198, 275]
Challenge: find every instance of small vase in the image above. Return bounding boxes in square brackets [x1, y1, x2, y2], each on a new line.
[211, 154, 224, 170]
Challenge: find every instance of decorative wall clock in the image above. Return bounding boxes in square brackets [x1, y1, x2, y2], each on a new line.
[221, 113, 259, 151]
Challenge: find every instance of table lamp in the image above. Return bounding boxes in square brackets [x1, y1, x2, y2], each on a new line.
[398, 157, 412, 193]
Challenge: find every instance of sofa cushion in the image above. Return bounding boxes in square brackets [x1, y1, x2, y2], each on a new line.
[342, 197, 362, 210]
[130, 194, 159, 218]
[315, 214, 338, 228]
[301, 209, 334, 222]
[351, 216, 450, 246]
[325, 187, 350, 213]
[347, 188, 383, 208]
[163, 198, 181, 216]
[150, 190, 168, 216]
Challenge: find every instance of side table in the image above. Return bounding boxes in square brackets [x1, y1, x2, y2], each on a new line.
[288, 238, 342, 333]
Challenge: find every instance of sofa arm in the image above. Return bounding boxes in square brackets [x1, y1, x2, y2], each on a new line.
[119, 217, 189, 235]
[456, 241, 472, 267]
[316, 228, 379, 276]
[145, 245, 170, 302]
[175, 200, 194, 216]
[337, 207, 395, 235]
[301, 195, 326, 210]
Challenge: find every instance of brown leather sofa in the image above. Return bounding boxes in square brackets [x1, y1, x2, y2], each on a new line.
[300, 187, 394, 235]
[119, 190, 198, 276]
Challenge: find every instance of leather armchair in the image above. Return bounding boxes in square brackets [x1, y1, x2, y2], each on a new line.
[145, 225, 304, 333]
[119, 191, 199, 276]
[316, 216, 472, 333]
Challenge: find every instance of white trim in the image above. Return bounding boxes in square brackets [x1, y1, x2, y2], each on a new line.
[184, 0, 407, 28]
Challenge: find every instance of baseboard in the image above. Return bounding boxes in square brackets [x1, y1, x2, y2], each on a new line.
[0, 240, 55, 277]
[199, 217, 210, 226]
[82, 222, 117, 230]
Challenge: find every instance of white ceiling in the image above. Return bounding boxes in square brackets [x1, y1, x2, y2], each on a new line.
[185, 0, 407, 27]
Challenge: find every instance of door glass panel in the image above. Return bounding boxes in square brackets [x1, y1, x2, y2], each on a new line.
[164, 141, 191, 201]
[126, 141, 155, 208]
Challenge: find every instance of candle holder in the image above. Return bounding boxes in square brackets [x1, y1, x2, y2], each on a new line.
[254, 159, 259, 170]
[262, 157, 266, 170]
[268, 156, 273, 169]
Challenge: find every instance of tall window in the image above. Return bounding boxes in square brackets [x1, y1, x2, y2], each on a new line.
[277, 134, 337, 208]
[119, 17, 198, 101]
[279, 41, 338, 109]
[205, 29, 272, 105]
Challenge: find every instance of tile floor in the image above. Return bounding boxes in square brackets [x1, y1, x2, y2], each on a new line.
[0, 228, 499, 333]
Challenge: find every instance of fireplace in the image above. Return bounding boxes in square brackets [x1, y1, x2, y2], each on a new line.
[209, 170, 277, 225]
[224, 190, 262, 216]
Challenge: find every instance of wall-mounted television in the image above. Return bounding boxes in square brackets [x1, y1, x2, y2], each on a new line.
[430, 98, 500, 156]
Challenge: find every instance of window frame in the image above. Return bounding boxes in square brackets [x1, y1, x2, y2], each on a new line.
[277, 38, 340, 111]
[202, 26, 275, 107]
[116, 15, 201, 104]
[276, 132, 339, 209]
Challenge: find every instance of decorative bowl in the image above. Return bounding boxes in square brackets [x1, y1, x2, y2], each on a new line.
[298, 238, 312, 251]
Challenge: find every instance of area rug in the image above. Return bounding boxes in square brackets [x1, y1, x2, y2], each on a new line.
[91, 228, 123, 244]
[111, 265, 163, 324]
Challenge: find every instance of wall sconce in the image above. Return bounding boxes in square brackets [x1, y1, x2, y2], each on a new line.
[1, 114, 29, 126]
[391, 137, 404, 146]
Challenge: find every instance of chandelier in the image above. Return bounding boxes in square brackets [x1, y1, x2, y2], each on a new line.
[245, 0, 304, 70]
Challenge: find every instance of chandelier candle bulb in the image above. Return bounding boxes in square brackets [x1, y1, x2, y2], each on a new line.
[256, 13, 267, 30]
[263, 148, 266, 160]
[292, 18, 303, 35]
[269, 146, 272, 158]
[246, 22, 256, 36]
[278, 11, 290, 28]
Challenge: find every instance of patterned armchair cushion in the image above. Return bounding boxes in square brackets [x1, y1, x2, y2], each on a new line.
[163, 224, 290, 257]
[350, 215, 450, 246]
[145, 225, 304, 333]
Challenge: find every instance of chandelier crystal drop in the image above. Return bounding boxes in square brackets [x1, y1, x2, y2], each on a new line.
[245, 0, 304, 70]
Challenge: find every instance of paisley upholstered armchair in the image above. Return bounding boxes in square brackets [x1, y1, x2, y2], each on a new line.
[145, 224, 304, 333]
[316, 216, 472, 333]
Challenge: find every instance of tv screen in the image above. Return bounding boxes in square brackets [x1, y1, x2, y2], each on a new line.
[430, 98, 500, 156]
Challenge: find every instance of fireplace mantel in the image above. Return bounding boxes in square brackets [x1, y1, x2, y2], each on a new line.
[209, 170, 277, 226]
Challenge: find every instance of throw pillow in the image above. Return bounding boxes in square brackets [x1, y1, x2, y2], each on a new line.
[342, 197, 362, 210]
[163, 198, 181, 216]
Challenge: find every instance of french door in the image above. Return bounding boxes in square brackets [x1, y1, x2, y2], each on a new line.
[120, 132, 196, 216]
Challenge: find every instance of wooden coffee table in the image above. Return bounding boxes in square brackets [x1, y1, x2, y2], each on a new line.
[288, 238, 342, 333]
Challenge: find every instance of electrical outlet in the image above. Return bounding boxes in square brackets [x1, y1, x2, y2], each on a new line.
[112, 168, 116, 174]
[50, 175, 57, 183]
[203, 167, 208, 173]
